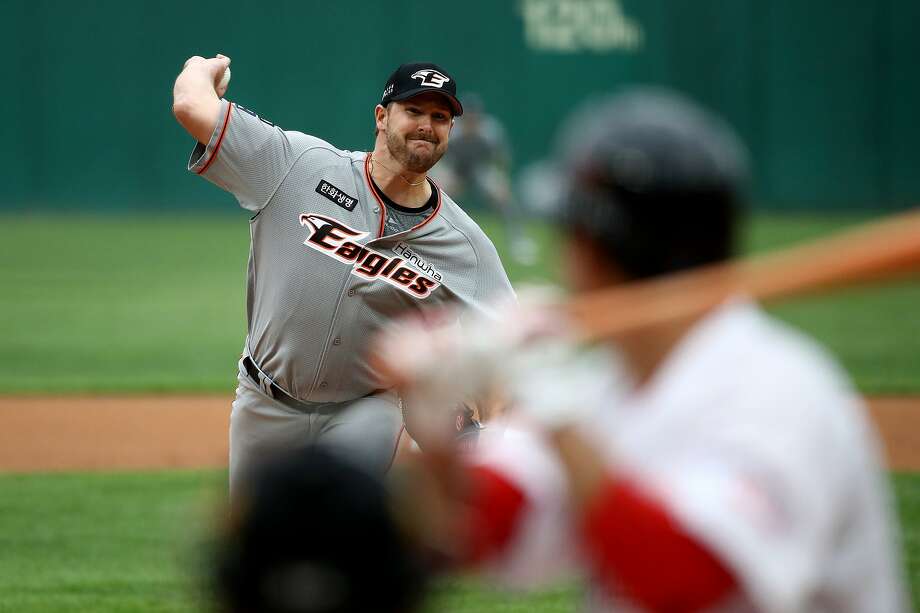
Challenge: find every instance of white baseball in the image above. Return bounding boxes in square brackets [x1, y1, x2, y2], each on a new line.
[218, 66, 231, 91]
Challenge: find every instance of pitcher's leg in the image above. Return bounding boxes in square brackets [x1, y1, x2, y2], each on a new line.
[229, 367, 310, 499]
[318, 390, 404, 476]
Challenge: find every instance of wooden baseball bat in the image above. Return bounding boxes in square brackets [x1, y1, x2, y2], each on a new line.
[567, 208, 920, 340]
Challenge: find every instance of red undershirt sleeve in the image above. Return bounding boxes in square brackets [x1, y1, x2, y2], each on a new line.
[580, 477, 738, 612]
[459, 465, 528, 566]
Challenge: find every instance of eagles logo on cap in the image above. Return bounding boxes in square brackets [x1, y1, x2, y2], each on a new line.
[380, 62, 463, 116]
[410, 69, 450, 88]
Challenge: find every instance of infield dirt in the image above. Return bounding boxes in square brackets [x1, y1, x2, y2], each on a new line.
[1, 395, 919, 472]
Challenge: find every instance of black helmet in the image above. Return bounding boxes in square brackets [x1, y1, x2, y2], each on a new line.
[553, 87, 749, 279]
[215, 446, 428, 613]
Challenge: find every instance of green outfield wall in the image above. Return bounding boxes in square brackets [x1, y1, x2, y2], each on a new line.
[2, 0, 918, 212]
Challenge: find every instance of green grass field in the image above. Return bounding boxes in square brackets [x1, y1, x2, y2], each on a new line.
[0, 212, 918, 611]
[0, 470, 917, 612]
[0, 213, 917, 393]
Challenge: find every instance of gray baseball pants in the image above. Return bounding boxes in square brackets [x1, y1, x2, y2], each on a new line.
[228, 358, 404, 498]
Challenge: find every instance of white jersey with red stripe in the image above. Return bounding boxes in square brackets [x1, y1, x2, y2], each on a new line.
[468, 299, 908, 612]
[188, 99, 514, 403]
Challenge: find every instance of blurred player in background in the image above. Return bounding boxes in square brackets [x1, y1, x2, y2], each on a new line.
[213, 445, 429, 613]
[431, 94, 538, 265]
[378, 88, 909, 612]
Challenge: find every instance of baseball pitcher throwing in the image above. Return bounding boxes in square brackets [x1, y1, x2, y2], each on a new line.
[172, 55, 514, 497]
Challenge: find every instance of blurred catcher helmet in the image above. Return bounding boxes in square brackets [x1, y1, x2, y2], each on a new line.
[553, 87, 749, 279]
[216, 446, 428, 613]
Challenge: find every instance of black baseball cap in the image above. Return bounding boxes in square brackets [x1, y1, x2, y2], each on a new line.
[380, 62, 464, 116]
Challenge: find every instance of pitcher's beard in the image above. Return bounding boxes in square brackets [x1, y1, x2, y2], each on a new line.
[386, 131, 444, 173]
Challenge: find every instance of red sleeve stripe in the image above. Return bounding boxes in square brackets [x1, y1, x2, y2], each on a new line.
[195, 103, 233, 176]
[581, 478, 737, 612]
[459, 465, 527, 566]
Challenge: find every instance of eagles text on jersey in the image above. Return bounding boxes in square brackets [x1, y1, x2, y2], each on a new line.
[299, 214, 441, 299]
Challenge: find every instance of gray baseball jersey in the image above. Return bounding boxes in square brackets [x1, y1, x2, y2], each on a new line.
[189, 99, 515, 404]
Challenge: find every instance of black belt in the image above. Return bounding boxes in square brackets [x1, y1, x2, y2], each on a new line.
[243, 356, 334, 414]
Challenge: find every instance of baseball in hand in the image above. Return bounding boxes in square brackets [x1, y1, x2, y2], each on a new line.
[218, 66, 231, 91]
